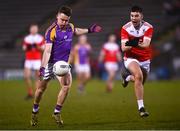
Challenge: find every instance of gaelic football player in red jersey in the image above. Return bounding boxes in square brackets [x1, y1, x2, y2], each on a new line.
[22, 23, 44, 99]
[120, 6, 153, 117]
[99, 34, 121, 92]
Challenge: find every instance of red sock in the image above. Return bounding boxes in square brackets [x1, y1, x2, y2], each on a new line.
[28, 87, 33, 96]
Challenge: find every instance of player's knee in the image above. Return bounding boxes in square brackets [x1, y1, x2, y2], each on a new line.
[37, 86, 46, 94]
[61, 85, 70, 93]
[134, 73, 143, 82]
[37, 88, 43, 94]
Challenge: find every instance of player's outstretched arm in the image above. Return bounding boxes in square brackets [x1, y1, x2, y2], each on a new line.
[75, 24, 102, 35]
[41, 43, 52, 68]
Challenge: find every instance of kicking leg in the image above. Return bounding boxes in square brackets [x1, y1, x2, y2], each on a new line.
[52, 72, 72, 125]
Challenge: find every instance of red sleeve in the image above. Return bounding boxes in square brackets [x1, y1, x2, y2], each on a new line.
[120, 28, 129, 40]
[23, 38, 28, 46]
[39, 37, 45, 46]
[144, 28, 153, 38]
[23, 41, 27, 46]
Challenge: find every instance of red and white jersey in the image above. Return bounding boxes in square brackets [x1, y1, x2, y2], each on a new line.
[121, 21, 153, 61]
[23, 34, 44, 60]
[101, 42, 120, 63]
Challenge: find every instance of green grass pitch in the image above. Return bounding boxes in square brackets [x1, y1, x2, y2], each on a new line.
[0, 79, 180, 130]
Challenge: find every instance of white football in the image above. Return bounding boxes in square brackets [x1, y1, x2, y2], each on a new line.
[53, 61, 70, 76]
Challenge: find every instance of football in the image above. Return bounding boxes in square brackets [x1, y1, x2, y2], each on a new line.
[53, 61, 70, 76]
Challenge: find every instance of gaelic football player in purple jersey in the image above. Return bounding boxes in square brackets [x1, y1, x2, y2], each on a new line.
[30, 5, 102, 126]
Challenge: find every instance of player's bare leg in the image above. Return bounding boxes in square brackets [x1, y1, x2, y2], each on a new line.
[127, 61, 149, 117]
[30, 79, 49, 126]
[77, 72, 90, 93]
[34, 80, 49, 104]
[52, 72, 72, 125]
[34, 70, 40, 90]
[24, 67, 33, 99]
[84, 72, 91, 84]
[106, 70, 116, 92]
[141, 67, 148, 84]
[77, 73, 84, 92]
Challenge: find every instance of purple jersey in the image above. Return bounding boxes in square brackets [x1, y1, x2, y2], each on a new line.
[74, 44, 91, 65]
[45, 21, 74, 63]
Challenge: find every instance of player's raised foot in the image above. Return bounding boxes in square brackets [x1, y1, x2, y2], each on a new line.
[30, 112, 38, 126]
[52, 113, 63, 126]
[120, 65, 130, 88]
[122, 77, 129, 88]
[139, 107, 149, 117]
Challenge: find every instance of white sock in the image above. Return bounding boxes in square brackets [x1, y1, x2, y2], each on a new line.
[54, 109, 60, 113]
[137, 100, 144, 110]
[33, 107, 39, 113]
[125, 75, 131, 81]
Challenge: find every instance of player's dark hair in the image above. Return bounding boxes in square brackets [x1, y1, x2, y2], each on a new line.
[58, 5, 72, 17]
[131, 5, 143, 13]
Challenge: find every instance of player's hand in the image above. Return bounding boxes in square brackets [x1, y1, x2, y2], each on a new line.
[125, 38, 139, 47]
[26, 45, 32, 51]
[31, 43, 37, 48]
[88, 24, 102, 33]
[39, 67, 45, 80]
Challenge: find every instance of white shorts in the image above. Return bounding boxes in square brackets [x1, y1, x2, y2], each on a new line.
[43, 63, 71, 80]
[24, 60, 41, 70]
[75, 64, 90, 74]
[104, 62, 119, 72]
[124, 58, 151, 73]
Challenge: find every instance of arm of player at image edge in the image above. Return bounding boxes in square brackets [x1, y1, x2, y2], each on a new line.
[74, 24, 102, 35]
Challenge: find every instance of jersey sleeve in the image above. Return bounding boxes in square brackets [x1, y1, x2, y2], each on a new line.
[144, 27, 153, 39]
[23, 36, 29, 46]
[101, 45, 106, 54]
[38, 36, 45, 47]
[23, 40, 27, 46]
[120, 27, 129, 42]
[45, 27, 56, 44]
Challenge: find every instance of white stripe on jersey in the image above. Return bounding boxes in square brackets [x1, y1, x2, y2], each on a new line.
[123, 21, 153, 38]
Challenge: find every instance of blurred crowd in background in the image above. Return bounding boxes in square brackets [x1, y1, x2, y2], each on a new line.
[0, 0, 180, 80]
